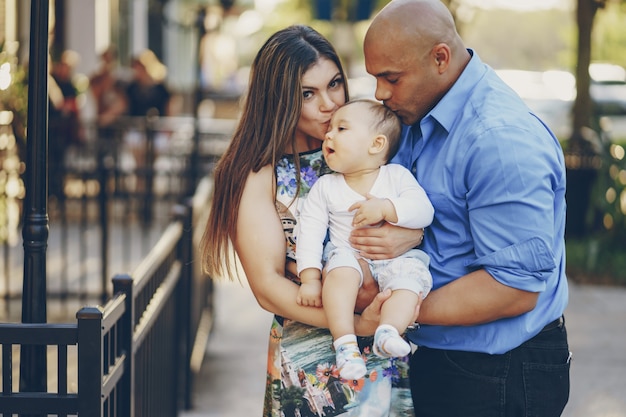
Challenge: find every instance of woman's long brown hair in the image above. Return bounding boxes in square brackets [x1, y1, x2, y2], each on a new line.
[200, 25, 348, 280]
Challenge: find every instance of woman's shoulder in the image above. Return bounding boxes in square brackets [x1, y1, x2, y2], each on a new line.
[241, 165, 276, 206]
[246, 165, 274, 186]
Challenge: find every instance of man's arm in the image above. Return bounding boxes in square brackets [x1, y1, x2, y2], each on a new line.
[418, 269, 538, 326]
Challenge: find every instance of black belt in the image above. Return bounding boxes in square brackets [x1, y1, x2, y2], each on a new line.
[541, 315, 564, 332]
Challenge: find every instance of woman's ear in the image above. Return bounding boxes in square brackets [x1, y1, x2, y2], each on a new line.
[369, 134, 388, 155]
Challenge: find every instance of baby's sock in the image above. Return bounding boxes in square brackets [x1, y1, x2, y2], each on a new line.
[333, 334, 367, 380]
[374, 324, 411, 358]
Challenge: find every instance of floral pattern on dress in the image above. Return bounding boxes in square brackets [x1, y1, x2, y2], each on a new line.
[264, 149, 415, 417]
[275, 150, 331, 262]
[276, 150, 331, 199]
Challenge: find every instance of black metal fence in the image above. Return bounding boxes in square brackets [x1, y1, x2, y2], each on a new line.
[1, 115, 234, 315]
[0, 113, 233, 415]
[0, 177, 216, 416]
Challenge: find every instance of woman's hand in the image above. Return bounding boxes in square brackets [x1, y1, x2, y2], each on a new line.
[350, 223, 424, 260]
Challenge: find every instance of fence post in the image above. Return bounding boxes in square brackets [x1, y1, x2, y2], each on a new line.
[142, 116, 156, 226]
[171, 202, 193, 410]
[112, 273, 135, 417]
[97, 139, 111, 304]
[188, 118, 200, 196]
[77, 305, 104, 417]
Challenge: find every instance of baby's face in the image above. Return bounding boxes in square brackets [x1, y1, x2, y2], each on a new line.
[323, 102, 377, 174]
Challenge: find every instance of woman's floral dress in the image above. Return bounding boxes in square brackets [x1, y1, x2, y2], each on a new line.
[264, 149, 414, 417]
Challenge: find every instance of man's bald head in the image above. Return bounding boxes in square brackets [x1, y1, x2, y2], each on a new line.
[363, 0, 470, 125]
[365, 0, 460, 56]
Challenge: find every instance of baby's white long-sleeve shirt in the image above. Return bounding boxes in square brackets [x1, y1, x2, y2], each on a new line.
[295, 164, 434, 274]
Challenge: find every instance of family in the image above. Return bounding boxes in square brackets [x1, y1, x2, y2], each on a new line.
[201, 0, 571, 416]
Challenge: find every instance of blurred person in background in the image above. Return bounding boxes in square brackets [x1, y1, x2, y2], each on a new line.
[126, 49, 171, 118]
[123, 49, 172, 189]
[88, 46, 128, 137]
[49, 50, 83, 200]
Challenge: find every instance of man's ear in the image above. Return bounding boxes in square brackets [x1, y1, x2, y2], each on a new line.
[432, 43, 451, 74]
[369, 134, 388, 155]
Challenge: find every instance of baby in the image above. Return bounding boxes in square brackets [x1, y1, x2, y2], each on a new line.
[296, 99, 434, 380]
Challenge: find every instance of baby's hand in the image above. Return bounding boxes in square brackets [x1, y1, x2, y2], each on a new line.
[350, 195, 396, 228]
[297, 281, 323, 307]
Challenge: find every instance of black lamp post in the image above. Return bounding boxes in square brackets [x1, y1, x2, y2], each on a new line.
[19, 0, 50, 407]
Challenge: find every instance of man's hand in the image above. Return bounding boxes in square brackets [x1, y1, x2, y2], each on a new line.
[355, 289, 423, 336]
[350, 222, 424, 260]
[354, 257, 379, 312]
[355, 288, 392, 336]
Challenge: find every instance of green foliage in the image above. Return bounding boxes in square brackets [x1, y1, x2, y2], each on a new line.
[0, 44, 27, 245]
[461, 4, 626, 73]
[589, 135, 626, 242]
[0, 43, 28, 142]
[593, 2, 626, 68]
[233, 1, 626, 85]
[566, 236, 626, 286]
[462, 9, 575, 71]
[566, 135, 626, 286]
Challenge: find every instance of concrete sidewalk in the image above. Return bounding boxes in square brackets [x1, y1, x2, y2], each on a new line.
[181, 281, 626, 417]
[562, 283, 626, 417]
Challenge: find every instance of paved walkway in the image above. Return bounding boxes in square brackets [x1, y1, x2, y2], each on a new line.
[181, 280, 626, 417]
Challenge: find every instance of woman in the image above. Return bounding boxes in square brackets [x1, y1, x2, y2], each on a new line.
[201, 25, 417, 417]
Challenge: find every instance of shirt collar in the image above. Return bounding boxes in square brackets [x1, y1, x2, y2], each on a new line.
[425, 49, 486, 134]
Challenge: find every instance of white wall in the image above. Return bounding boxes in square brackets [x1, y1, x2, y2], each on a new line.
[65, 0, 98, 77]
[163, 1, 197, 92]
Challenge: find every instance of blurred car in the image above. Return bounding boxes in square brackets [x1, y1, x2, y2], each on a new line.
[589, 62, 626, 116]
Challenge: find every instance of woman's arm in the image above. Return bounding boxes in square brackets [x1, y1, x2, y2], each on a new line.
[234, 166, 330, 327]
[234, 166, 400, 335]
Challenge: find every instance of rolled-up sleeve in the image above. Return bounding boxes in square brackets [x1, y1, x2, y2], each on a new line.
[466, 237, 555, 292]
[462, 124, 562, 292]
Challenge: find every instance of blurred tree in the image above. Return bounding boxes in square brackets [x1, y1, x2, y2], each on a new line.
[570, 0, 625, 135]
[571, 0, 606, 138]
[564, 0, 606, 238]
[439, 0, 471, 36]
[0, 43, 28, 156]
[565, 0, 625, 238]
[463, 8, 573, 70]
[592, 1, 626, 68]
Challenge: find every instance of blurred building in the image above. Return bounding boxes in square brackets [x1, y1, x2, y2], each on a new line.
[1, 0, 385, 116]
[2, 0, 237, 114]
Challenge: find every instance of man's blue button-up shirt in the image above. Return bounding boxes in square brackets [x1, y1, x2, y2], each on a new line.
[392, 50, 569, 354]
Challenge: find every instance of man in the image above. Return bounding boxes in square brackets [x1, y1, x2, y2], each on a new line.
[353, 0, 571, 415]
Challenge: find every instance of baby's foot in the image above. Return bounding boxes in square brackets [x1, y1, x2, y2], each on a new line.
[374, 324, 411, 358]
[334, 335, 367, 380]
